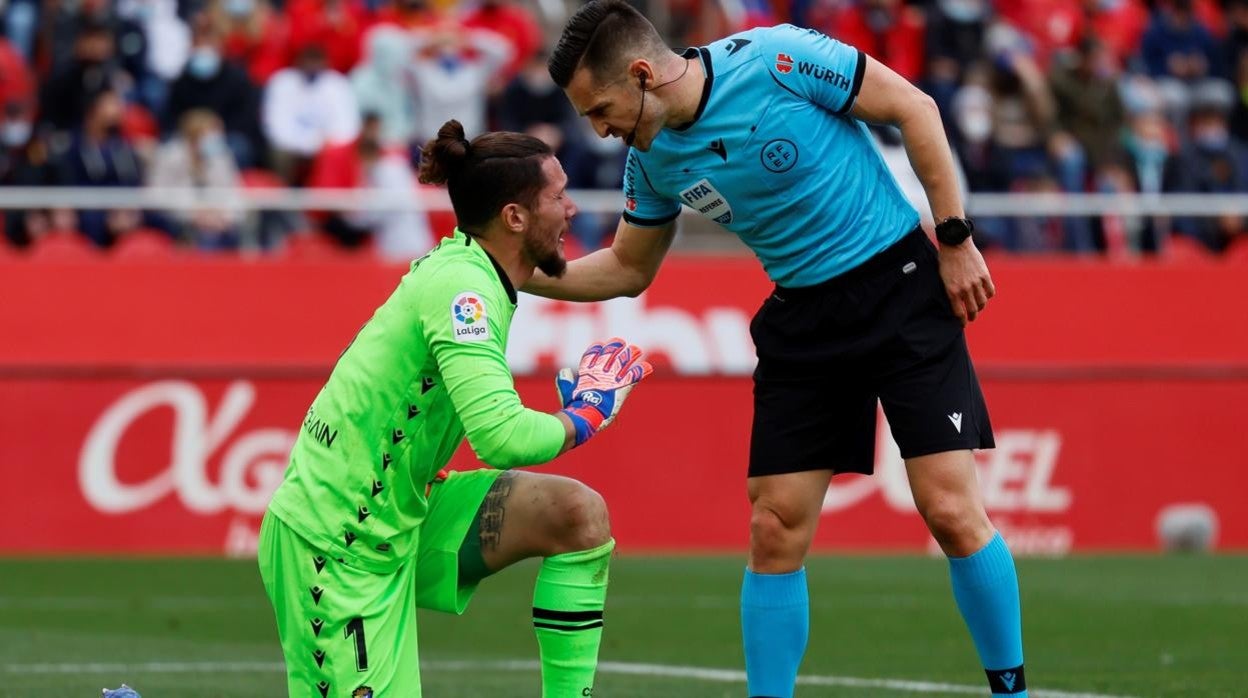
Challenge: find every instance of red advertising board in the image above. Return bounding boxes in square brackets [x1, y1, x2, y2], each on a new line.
[1, 257, 1246, 554]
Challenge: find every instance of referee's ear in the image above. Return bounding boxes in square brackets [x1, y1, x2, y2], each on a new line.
[627, 59, 654, 90]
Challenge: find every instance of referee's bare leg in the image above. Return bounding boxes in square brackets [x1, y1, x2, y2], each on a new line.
[742, 468, 834, 698]
[743, 455, 1026, 697]
[907, 450, 1026, 696]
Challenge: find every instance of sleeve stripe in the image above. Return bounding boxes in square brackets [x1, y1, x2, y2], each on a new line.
[623, 210, 680, 227]
[835, 49, 867, 116]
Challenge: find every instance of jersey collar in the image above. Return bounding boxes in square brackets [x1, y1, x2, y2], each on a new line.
[457, 227, 518, 305]
[671, 46, 714, 132]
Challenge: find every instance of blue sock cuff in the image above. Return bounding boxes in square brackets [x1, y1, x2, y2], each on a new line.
[948, 532, 1016, 590]
[742, 568, 808, 608]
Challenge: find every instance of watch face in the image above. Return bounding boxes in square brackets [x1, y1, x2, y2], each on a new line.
[938, 219, 972, 244]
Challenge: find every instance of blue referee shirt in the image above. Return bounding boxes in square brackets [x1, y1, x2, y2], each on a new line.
[623, 24, 921, 287]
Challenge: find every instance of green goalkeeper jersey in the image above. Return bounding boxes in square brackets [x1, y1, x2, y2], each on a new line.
[268, 228, 566, 573]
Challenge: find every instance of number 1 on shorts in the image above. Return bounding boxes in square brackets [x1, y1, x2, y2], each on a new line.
[345, 617, 368, 671]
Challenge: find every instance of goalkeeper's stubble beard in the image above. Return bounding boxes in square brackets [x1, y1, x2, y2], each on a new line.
[524, 227, 568, 278]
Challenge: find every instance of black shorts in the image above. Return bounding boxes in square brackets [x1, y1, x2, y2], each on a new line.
[749, 227, 994, 477]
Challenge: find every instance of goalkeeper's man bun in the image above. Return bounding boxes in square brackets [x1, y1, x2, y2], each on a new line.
[416, 120, 555, 234]
[418, 119, 471, 186]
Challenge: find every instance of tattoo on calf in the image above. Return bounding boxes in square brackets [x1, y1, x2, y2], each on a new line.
[478, 472, 516, 552]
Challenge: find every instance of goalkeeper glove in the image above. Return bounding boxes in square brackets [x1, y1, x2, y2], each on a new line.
[557, 337, 653, 447]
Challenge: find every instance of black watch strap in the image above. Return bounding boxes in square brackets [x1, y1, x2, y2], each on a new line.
[935, 217, 974, 246]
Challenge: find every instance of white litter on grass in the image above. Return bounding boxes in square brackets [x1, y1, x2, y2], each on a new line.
[0, 659, 1136, 698]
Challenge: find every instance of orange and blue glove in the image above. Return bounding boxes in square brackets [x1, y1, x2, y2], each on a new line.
[557, 337, 653, 447]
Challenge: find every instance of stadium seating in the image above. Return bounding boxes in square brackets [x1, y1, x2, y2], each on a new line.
[27, 230, 102, 262]
[111, 228, 179, 261]
[280, 230, 376, 261]
[1224, 235, 1248, 264]
[1163, 234, 1216, 263]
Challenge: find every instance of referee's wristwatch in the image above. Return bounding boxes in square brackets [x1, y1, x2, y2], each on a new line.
[935, 216, 975, 247]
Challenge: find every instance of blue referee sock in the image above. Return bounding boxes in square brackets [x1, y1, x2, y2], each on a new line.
[741, 567, 808, 698]
[948, 532, 1027, 697]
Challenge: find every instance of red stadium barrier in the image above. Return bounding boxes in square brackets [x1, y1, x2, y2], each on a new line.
[1, 256, 1246, 554]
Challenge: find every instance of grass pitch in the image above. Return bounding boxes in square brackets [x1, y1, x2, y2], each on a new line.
[0, 555, 1244, 697]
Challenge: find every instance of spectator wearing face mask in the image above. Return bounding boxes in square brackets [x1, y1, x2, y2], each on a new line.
[0, 37, 34, 141]
[54, 90, 145, 246]
[166, 13, 264, 168]
[406, 23, 512, 144]
[116, 0, 191, 115]
[146, 109, 244, 250]
[949, 80, 1004, 190]
[948, 75, 1011, 250]
[1118, 79, 1167, 175]
[262, 43, 361, 185]
[1164, 79, 1248, 251]
[0, 100, 34, 167]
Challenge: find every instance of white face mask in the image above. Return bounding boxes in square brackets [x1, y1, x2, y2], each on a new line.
[1, 120, 32, 147]
[939, 0, 986, 23]
[187, 48, 222, 79]
[957, 109, 992, 143]
[953, 85, 993, 143]
[224, 0, 254, 16]
[197, 132, 228, 159]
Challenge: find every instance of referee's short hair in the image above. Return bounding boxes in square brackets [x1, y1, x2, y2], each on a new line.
[548, 0, 668, 88]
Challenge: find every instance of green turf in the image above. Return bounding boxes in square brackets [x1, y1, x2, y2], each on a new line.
[0, 555, 1245, 697]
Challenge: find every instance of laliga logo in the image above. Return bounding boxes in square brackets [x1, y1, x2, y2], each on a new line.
[79, 380, 295, 515]
[454, 295, 484, 324]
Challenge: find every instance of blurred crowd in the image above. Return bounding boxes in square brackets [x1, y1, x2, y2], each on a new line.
[1, 0, 1247, 259]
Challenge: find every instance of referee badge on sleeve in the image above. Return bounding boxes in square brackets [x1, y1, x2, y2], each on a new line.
[451, 292, 490, 342]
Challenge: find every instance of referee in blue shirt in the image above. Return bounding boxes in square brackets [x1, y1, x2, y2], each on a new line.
[527, 3, 1025, 697]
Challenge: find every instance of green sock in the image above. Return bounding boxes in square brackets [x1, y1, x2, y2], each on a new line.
[531, 538, 614, 698]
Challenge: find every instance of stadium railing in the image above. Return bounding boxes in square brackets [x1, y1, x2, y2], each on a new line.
[0, 187, 1247, 216]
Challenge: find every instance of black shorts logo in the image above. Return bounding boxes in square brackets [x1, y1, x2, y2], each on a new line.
[761, 139, 798, 173]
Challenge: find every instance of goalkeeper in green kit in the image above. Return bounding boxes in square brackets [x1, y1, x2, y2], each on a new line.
[258, 118, 653, 698]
